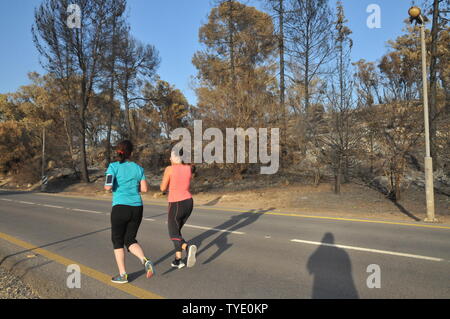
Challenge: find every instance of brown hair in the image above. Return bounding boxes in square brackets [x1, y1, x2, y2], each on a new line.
[116, 140, 133, 163]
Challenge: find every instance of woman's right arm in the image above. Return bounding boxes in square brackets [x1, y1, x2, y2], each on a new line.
[160, 166, 171, 192]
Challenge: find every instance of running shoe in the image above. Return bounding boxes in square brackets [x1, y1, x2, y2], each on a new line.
[144, 258, 155, 278]
[171, 259, 186, 269]
[187, 244, 197, 268]
[111, 273, 128, 284]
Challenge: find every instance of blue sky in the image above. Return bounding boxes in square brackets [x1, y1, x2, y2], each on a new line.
[0, 0, 416, 104]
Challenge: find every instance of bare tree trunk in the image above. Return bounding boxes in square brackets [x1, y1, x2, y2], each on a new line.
[124, 91, 133, 141]
[131, 110, 138, 140]
[442, 77, 449, 114]
[105, 16, 118, 167]
[105, 79, 115, 167]
[429, 0, 440, 169]
[369, 132, 374, 175]
[279, 0, 287, 163]
[343, 154, 350, 183]
[105, 110, 113, 166]
[334, 160, 341, 194]
[62, 109, 79, 177]
[227, 0, 237, 114]
[79, 122, 90, 183]
[79, 94, 90, 183]
[314, 167, 320, 186]
[394, 173, 401, 201]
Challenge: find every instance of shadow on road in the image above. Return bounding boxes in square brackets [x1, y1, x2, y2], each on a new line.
[203, 197, 223, 206]
[196, 208, 275, 265]
[0, 227, 111, 267]
[363, 180, 422, 221]
[0, 190, 37, 196]
[127, 269, 146, 282]
[19, 260, 54, 280]
[391, 201, 421, 222]
[306, 232, 359, 299]
[143, 207, 274, 278]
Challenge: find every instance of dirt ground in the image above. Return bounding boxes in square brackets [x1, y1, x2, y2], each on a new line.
[186, 183, 450, 223]
[19, 171, 449, 224]
[0, 267, 40, 299]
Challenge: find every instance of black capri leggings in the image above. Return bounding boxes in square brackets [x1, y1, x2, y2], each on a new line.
[168, 198, 193, 252]
[111, 205, 143, 250]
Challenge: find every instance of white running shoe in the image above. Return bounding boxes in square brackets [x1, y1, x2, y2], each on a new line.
[187, 245, 197, 268]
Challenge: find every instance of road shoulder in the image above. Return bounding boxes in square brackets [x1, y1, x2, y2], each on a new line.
[0, 234, 157, 299]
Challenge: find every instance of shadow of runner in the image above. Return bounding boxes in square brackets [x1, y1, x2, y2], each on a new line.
[197, 208, 275, 264]
[151, 208, 274, 276]
[127, 269, 146, 282]
[306, 232, 359, 299]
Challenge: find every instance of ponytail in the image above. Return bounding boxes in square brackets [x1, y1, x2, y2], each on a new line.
[116, 140, 133, 163]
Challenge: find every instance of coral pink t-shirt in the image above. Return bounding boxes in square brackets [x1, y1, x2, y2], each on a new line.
[168, 164, 192, 203]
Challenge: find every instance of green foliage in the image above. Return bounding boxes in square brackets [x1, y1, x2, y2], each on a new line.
[193, 1, 277, 128]
[142, 79, 191, 138]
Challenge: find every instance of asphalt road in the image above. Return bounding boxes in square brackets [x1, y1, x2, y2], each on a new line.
[0, 190, 449, 299]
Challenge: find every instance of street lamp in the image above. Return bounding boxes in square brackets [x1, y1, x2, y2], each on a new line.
[408, 7, 437, 222]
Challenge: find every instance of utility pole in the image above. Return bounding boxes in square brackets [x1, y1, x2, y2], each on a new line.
[41, 116, 47, 192]
[408, 7, 437, 222]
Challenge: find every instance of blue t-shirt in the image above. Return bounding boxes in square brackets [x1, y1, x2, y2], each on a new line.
[105, 161, 146, 207]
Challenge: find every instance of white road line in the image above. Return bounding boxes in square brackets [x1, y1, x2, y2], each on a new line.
[144, 218, 155, 221]
[42, 204, 64, 209]
[71, 208, 103, 214]
[184, 224, 245, 235]
[290, 239, 444, 262]
[18, 201, 35, 205]
[2, 199, 103, 215]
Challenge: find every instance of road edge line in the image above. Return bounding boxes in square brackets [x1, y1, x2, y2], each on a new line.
[25, 191, 450, 230]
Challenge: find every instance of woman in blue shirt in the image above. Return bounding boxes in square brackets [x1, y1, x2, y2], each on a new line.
[105, 140, 154, 283]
